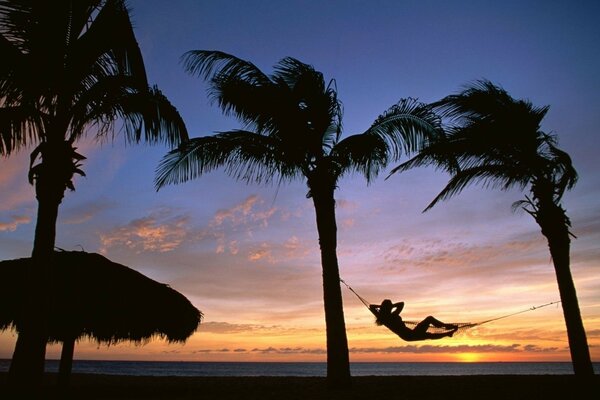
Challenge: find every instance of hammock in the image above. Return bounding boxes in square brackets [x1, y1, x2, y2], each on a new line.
[340, 278, 561, 335]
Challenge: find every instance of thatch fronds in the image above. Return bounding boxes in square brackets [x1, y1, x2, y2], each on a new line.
[0, 251, 202, 345]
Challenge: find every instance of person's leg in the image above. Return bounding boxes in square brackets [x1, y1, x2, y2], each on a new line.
[423, 328, 458, 340]
[414, 316, 458, 338]
[418, 316, 453, 328]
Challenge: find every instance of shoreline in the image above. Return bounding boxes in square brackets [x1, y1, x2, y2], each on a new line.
[2, 373, 599, 399]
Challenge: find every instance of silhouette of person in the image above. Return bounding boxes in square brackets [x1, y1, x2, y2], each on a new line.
[369, 299, 458, 341]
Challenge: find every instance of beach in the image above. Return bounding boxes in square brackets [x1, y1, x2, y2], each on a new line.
[2, 373, 599, 399]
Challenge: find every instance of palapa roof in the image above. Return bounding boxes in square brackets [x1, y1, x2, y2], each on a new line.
[0, 251, 202, 344]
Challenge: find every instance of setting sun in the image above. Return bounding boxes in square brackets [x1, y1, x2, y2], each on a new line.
[457, 353, 482, 363]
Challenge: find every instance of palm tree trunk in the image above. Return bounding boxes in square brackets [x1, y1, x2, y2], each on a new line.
[8, 168, 64, 389]
[538, 204, 594, 376]
[310, 181, 352, 388]
[58, 337, 76, 389]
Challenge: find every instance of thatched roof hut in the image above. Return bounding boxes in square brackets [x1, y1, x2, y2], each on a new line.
[0, 250, 202, 385]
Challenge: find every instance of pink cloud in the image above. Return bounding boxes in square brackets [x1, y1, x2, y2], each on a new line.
[100, 211, 190, 253]
[210, 195, 276, 228]
[0, 214, 31, 231]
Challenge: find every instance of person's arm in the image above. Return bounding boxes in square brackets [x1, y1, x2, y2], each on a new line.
[391, 302, 404, 315]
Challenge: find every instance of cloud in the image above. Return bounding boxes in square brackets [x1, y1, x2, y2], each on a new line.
[181, 343, 561, 355]
[208, 195, 282, 255]
[379, 235, 546, 278]
[248, 243, 273, 262]
[197, 321, 302, 335]
[350, 344, 520, 354]
[251, 347, 327, 355]
[210, 195, 276, 228]
[198, 322, 262, 334]
[0, 214, 31, 232]
[100, 210, 191, 253]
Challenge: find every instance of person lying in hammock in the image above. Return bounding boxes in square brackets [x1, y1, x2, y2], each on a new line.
[369, 299, 458, 341]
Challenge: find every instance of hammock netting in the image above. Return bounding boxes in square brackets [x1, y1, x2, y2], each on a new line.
[400, 320, 477, 334]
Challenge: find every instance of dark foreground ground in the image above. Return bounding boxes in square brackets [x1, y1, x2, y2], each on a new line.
[1, 373, 599, 399]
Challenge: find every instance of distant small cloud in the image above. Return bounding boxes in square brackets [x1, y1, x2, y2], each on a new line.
[341, 218, 355, 228]
[250, 347, 326, 355]
[100, 210, 190, 253]
[337, 199, 358, 210]
[177, 342, 561, 356]
[210, 195, 276, 228]
[248, 243, 273, 262]
[198, 322, 257, 334]
[0, 214, 31, 232]
[197, 321, 285, 334]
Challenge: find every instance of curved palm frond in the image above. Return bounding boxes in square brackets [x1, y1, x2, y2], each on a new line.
[386, 133, 459, 178]
[184, 51, 343, 164]
[155, 131, 302, 189]
[401, 80, 577, 211]
[112, 85, 188, 146]
[423, 163, 531, 212]
[69, 0, 148, 90]
[365, 98, 442, 161]
[544, 141, 578, 201]
[1, 0, 186, 156]
[332, 132, 388, 183]
[182, 50, 271, 88]
[0, 105, 46, 155]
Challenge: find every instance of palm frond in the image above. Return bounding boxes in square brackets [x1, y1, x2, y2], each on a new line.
[182, 50, 270, 87]
[273, 57, 321, 90]
[386, 134, 459, 178]
[423, 164, 530, 212]
[332, 133, 388, 183]
[413, 80, 578, 211]
[546, 142, 578, 201]
[365, 98, 442, 161]
[210, 72, 282, 132]
[71, 0, 147, 86]
[0, 105, 45, 155]
[155, 131, 302, 189]
[69, 75, 187, 147]
[117, 85, 189, 147]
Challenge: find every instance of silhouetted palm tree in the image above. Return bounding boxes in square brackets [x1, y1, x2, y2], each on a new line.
[389, 80, 593, 375]
[155, 51, 442, 387]
[0, 0, 188, 387]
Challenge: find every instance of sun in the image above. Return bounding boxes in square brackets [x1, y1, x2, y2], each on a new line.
[457, 353, 482, 363]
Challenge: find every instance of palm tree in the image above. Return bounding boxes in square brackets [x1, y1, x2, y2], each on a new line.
[155, 50, 442, 387]
[389, 80, 594, 376]
[0, 0, 188, 387]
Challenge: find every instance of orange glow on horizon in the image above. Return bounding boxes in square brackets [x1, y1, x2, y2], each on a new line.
[456, 353, 481, 363]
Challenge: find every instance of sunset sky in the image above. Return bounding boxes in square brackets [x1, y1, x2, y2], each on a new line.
[1, 0, 599, 364]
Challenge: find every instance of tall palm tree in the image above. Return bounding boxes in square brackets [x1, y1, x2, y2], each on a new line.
[0, 0, 188, 387]
[155, 50, 442, 387]
[389, 80, 593, 375]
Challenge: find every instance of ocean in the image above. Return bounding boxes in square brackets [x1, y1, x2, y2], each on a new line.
[1, 360, 598, 376]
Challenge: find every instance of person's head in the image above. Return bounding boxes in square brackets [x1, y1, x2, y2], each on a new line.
[373, 299, 393, 326]
[380, 299, 393, 312]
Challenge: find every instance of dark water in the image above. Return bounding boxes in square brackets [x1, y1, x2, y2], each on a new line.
[2, 360, 598, 376]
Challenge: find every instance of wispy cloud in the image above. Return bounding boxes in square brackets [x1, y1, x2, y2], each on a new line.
[184, 343, 562, 355]
[210, 195, 276, 228]
[248, 242, 273, 262]
[0, 214, 31, 232]
[100, 210, 190, 253]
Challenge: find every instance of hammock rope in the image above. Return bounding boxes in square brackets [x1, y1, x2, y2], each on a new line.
[339, 278, 561, 334]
